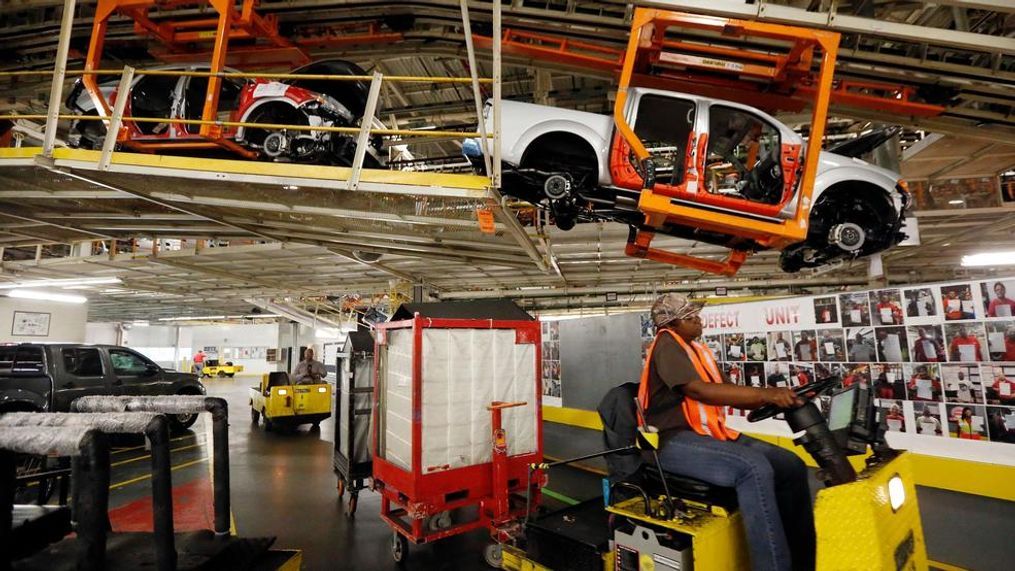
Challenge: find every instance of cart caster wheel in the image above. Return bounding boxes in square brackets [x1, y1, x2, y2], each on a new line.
[311, 422, 320, 430]
[483, 542, 503, 569]
[337, 479, 345, 498]
[391, 531, 409, 564]
[250, 408, 260, 424]
[347, 493, 358, 516]
[264, 417, 274, 432]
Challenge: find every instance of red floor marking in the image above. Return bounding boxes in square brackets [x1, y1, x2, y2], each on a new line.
[108, 477, 216, 532]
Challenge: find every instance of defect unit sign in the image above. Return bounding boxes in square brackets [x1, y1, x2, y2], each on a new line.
[700, 298, 809, 333]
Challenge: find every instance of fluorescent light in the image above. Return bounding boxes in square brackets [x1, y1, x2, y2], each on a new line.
[961, 251, 1015, 267]
[947, 199, 964, 205]
[8, 289, 87, 304]
[0, 277, 120, 290]
[157, 313, 283, 322]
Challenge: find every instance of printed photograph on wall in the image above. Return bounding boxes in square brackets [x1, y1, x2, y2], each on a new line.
[986, 406, 1015, 443]
[743, 362, 766, 387]
[723, 333, 746, 361]
[792, 330, 818, 362]
[875, 326, 910, 362]
[765, 362, 793, 387]
[815, 362, 845, 381]
[940, 364, 983, 404]
[813, 296, 839, 324]
[904, 363, 942, 402]
[845, 327, 877, 361]
[817, 328, 845, 362]
[907, 325, 946, 362]
[947, 404, 988, 440]
[871, 363, 906, 400]
[941, 284, 978, 321]
[703, 334, 724, 358]
[877, 399, 906, 433]
[744, 332, 769, 361]
[982, 363, 1015, 406]
[981, 279, 1015, 318]
[903, 287, 938, 319]
[984, 321, 1015, 361]
[540, 321, 562, 407]
[788, 363, 815, 386]
[839, 292, 871, 327]
[870, 289, 905, 325]
[913, 401, 946, 437]
[842, 363, 871, 388]
[723, 362, 743, 385]
[944, 322, 987, 362]
[768, 331, 793, 361]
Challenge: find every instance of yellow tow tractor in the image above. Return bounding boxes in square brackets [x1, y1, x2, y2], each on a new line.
[500, 378, 928, 571]
[200, 359, 244, 378]
[250, 372, 332, 431]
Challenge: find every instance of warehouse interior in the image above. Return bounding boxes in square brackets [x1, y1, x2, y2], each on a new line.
[1, 1, 1013, 570]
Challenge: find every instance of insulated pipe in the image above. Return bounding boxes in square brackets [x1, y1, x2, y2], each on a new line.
[72, 430, 110, 571]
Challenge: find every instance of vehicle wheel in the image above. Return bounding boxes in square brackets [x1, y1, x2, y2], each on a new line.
[227, 373, 235, 378]
[243, 103, 313, 162]
[391, 531, 409, 564]
[264, 415, 274, 432]
[170, 411, 198, 432]
[346, 493, 358, 516]
[483, 542, 504, 569]
[337, 479, 346, 498]
[217, 371, 227, 378]
[251, 408, 260, 424]
[311, 422, 321, 430]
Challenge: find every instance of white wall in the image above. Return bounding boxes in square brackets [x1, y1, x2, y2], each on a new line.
[120, 325, 182, 369]
[191, 323, 278, 375]
[0, 297, 87, 343]
[85, 322, 120, 345]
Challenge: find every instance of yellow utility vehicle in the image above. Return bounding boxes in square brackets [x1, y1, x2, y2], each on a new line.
[250, 372, 331, 431]
[500, 378, 927, 571]
[200, 359, 244, 378]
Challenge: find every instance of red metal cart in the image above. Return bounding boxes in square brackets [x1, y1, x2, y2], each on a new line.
[371, 312, 543, 565]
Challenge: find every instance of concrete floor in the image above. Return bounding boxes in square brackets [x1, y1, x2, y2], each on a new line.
[95, 377, 1015, 570]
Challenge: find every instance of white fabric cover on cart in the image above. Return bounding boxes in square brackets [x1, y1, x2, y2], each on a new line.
[382, 329, 414, 470]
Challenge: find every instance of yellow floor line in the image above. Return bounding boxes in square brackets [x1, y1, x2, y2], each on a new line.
[109, 457, 207, 490]
[111, 433, 198, 456]
[110, 442, 203, 468]
[928, 560, 968, 571]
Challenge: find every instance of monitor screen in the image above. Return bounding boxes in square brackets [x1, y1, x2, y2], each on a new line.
[827, 386, 856, 431]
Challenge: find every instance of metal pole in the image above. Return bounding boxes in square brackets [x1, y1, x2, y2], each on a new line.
[459, 0, 494, 178]
[147, 416, 177, 571]
[42, 0, 77, 156]
[492, 0, 503, 189]
[207, 398, 231, 535]
[98, 66, 134, 171]
[348, 72, 384, 191]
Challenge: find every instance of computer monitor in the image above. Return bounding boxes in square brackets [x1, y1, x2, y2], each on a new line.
[825, 383, 879, 455]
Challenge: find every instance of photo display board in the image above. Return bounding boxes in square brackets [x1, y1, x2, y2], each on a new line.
[697, 277, 1015, 445]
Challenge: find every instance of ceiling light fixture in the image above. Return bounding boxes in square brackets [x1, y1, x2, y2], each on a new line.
[8, 289, 88, 304]
[947, 199, 964, 205]
[0, 277, 121, 290]
[961, 251, 1015, 267]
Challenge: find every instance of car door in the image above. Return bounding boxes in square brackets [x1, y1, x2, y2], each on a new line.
[107, 348, 167, 396]
[52, 347, 113, 411]
[610, 91, 699, 195]
[128, 73, 184, 139]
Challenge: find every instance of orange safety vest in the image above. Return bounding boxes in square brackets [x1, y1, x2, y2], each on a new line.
[638, 329, 740, 441]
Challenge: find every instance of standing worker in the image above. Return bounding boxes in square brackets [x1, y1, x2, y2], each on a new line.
[292, 347, 327, 384]
[639, 293, 814, 571]
[193, 349, 206, 377]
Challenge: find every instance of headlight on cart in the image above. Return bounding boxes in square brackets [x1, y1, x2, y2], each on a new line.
[318, 387, 327, 393]
[888, 474, 906, 512]
[277, 389, 288, 396]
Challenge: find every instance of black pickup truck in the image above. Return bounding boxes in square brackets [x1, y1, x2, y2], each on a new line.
[0, 343, 205, 429]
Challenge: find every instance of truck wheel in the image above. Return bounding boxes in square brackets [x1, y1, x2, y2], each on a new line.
[391, 531, 409, 564]
[251, 408, 260, 424]
[170, 412, 198, 431]
[227, 373, 235, 378]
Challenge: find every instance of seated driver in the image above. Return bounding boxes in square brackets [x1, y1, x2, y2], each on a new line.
[292, 348, 327, 385]
[640, 293, 814, 571]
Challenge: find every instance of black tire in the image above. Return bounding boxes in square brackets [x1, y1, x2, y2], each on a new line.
[311, 422, 321, 430]
[227, 373, 235, 378]
[170, 411, 199, 432]
[391, 531, 409, 565]
[217, 371, 227, 378]
[251, 408, 260, 424]
[347, 493, 358, 516]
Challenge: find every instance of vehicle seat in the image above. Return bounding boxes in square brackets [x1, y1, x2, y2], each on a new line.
[267, 372, 290, 389]
[597, 382, 738, 512]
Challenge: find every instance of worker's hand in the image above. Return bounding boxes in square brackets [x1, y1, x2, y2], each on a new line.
[761, 387, 804, 409]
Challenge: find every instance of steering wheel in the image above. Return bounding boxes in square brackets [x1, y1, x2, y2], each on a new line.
[747, 376, 841, 423]
[742, 156, 783, 204]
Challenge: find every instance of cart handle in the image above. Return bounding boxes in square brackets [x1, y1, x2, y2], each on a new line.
[486, 401, 526, 411]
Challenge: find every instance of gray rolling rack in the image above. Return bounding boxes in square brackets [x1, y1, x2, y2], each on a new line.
[333, 331, 375, 516]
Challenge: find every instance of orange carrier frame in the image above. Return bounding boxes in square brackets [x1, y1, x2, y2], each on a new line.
[614, 9, 841, 276]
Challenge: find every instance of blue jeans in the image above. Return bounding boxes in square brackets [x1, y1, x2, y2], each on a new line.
[656, 431, 815, 571]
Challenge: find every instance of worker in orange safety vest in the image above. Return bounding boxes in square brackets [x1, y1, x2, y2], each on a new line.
[638, 293, 813, 571]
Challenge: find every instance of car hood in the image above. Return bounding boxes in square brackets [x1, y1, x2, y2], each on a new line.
[818, 150, 900, 182]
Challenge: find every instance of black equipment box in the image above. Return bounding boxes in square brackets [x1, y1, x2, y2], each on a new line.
[525, 498, 611, 571]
